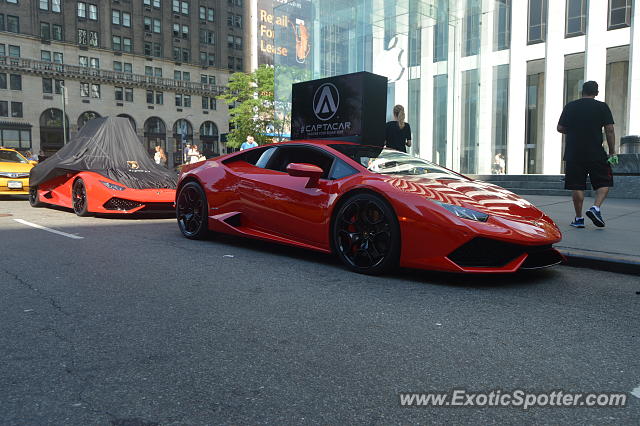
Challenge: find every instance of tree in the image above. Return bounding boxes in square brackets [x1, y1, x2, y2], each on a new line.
[220, 65, 275, 148]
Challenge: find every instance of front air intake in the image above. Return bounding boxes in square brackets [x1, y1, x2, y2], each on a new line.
[103, 197, 144, 211]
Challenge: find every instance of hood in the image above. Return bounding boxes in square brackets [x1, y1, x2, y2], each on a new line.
[385, 175, 543, 220]
[0, 161, 34, 174]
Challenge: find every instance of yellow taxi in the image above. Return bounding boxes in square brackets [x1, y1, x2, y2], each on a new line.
[0, 148, 36, 195]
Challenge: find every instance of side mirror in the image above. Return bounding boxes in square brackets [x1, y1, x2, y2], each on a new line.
[286, 163, 323, 188]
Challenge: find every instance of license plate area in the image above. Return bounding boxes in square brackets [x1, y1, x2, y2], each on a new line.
[7, 181, 23, 189]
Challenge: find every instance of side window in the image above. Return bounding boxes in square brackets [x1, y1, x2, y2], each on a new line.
[255, 147, 277, 168]
[223, 146, 271, 166]
[265, 146, 334, 179]
[329, 159, 358, 180]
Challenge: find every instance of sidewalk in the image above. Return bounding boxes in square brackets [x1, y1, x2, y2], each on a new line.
[524, 195, 640, 275]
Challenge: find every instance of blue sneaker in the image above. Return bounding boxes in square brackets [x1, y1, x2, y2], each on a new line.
[586, 207, 605, 227]
[570, 217, 585, 228]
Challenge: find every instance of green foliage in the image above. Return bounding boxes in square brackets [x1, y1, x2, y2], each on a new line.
[220, 65, 276, 148]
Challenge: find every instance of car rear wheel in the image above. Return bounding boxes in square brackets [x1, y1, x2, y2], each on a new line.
[29, 186, 44, 207]
[72, 178, 90, 217]
[176, 181, 209, 239]
[332, 193, 400, 275]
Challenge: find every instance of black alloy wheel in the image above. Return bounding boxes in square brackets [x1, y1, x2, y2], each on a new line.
[176, 181, 209, 239]
[332, 193, 400, 275]
[72, 178, 90, 216]
[29, 186, 44, 207]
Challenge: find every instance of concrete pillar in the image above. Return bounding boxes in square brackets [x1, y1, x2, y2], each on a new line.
[476, 0, 494, 174]
[585, 0, 609, 94]
[420, 24, 435, 161]
[542, 0, 565, 174]
[506, 0, 527, 174]
[628, 0, 640, 135]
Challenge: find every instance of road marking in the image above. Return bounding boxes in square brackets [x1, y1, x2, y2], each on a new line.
[13, 219, 84, 240]
[632, 385, 640, 399]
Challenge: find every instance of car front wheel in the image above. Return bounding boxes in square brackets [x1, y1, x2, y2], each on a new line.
[72, 178, 90, 216]
[29, 186, 44, 207]
[332, 193, 400, 275]
[176, 181, 209, 239]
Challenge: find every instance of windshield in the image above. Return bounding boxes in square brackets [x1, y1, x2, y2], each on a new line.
[0, 150, 27, 164]
[329, 145, 459, 178]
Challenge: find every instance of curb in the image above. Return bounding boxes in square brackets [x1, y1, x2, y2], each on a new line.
[558, 249, 640, 275]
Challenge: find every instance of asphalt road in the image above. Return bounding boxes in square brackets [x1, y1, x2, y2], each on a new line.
[1, 196, 639, 425]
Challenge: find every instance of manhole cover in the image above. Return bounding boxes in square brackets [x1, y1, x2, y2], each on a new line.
[0, 214, 13, 217]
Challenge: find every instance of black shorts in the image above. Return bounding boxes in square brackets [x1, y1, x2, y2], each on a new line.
[564, 160, 613, 190]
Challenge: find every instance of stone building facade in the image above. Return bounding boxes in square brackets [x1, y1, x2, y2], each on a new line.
[0, 0, 250, 167]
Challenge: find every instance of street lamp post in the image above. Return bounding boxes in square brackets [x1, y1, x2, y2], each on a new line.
[60, 84, 68, 145]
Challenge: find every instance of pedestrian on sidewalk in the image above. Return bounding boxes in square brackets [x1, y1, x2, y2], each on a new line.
[240, 135, 258, 151]
[557, 80, 617, 228]
[385, 105, 412, 153]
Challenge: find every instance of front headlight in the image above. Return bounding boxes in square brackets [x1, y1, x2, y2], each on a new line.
[100, 180, 126, 191]
[434, 201, 489, 222]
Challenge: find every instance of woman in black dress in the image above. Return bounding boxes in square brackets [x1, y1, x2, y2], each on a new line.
[385, 105, 412, 152]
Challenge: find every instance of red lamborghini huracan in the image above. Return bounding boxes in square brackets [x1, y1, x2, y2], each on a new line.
[29, 171, 176, 216]
[176, 141, 563, 274]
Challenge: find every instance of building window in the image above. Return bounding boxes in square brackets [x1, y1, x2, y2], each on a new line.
[123, 38, 132, 52]
[52, 24, 63, 40]
[88, 4, 98, 20]
[227, 14, 242, 28]
[112, 10, 121, 25]
[40, 0, 49, 10]
[90, 57, 99, 69]
[52, 0, 60, 12]
[183, 94, 191, 107]
[0, 15, 3, 33]
[144, 16, 152, 31]
[199, 6, 215, 21]
[494, 0, 511, 51]
[199, 6, 206, 19]
[78, 29, 87, 45]
[208, 8, 214, 21]
[112, 35, 121, 51]
[124, 63, 132, 73]
[173, 0, 189, 15]
[461, 69, 479, 174]
[11, 102, 23, 118]
[89, 31, 98, 47]
[144, 0, 161, 7]
[200, 52, 215, 66]
[566, 0, 587, 37]
[153, 43, 162, 57]
[114, 61, 122, 72]
[228, 0, 242, 7]
[201, 96, 216, 110]
[116, 87, 133, 102]
[9, 45, 21, 58]
[41, 50, 52, 61]
[153, 18, 161, 33]
[200, 29, 215, 45]
[463, 0, 480, 57]
[123, 12, 131, 27]
[81, 83, 100, 98]
[10, 74, 22, 90]
[43, 77, 53, 94]
[41, 22, 51, 40]
[0, 101, 7, 117]
[433, 0, 449, 62]
[7, 15, 19, 33]
[608, 0, 632, 30]
[0, 73, 6, 90]
[77, 2, 86, 18]
[492, 65, 509, 173]
[175, 94, 182, 107]
[528, 0, 547, 44]
[53, 52, 63, 63]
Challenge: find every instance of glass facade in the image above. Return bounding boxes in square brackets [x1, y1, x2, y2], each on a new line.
[270, 0, 634, 175]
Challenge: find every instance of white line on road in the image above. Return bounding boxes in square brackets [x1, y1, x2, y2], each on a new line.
[632, 385, 640, 399]
[13, 219, 84, 240]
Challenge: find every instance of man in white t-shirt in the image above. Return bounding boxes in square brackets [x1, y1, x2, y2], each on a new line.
[240, 135, 258, 151]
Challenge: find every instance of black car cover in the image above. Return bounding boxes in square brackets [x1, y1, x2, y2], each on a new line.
[30, 116, 177, 190]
